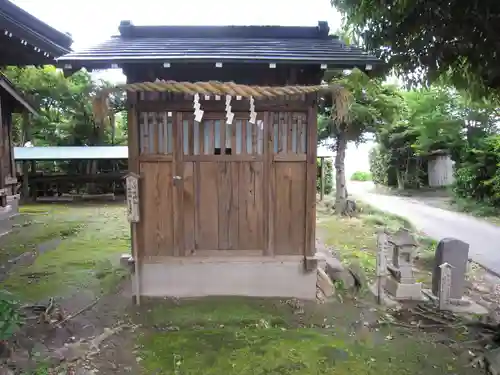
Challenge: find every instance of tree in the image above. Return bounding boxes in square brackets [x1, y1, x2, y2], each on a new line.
[331, 0, 500, 94]
[319, 68, 401, 214]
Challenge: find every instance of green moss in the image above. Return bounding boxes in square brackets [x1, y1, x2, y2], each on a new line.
[2, 204, 129, 301]
[136, 299, 478, 375]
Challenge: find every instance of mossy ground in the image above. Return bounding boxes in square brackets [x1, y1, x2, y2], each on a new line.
[0, 202, 482, 374]
[133, 297, 478, 375]
[1, 203, 129, 301]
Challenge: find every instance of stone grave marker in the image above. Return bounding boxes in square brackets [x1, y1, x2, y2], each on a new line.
[431, 238, 469, 301]
[438, 262, 453, 310]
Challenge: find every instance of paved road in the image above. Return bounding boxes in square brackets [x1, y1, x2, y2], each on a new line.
[349, 182, 500, 276]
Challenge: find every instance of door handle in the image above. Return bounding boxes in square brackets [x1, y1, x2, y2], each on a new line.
[173, 176, 182, 181]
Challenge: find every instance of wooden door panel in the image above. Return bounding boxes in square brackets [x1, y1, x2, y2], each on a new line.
[274, 163, 306, 255]
[139, 162, 174, 257]
[217, 162, 239, 250]
[238, 162, 264, 250]
[195, 162, 219, 249]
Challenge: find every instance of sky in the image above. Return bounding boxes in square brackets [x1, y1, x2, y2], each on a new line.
[11, 0, 373, 174]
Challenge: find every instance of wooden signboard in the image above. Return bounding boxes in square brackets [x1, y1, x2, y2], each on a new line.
[125, 173, 140, 223]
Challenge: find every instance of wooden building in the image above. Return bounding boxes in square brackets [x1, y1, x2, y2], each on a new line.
[59, 21, 378, 299]
[0, 0, 72, 221]
[428, 150, 455, 188]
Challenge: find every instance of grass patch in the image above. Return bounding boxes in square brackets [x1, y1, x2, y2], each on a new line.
[449, 196, 500, 225]
[0, 208, 82, 264]
[2, 204, 129, 301]
[317, 198, 435, 281]
[135, 297, 478, 375]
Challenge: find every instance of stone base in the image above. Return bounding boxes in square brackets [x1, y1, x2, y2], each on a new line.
[368, 282, 402, 308]
[422, 289, 488, 315]
[132, 256, 317, 299]
[385, 278, 424, 300]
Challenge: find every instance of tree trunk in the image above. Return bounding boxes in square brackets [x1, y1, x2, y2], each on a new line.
[334, 131, 348, 215]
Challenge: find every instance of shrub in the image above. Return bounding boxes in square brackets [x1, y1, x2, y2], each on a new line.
[350, 171, 372, 181]
[0, 290, 21, 341]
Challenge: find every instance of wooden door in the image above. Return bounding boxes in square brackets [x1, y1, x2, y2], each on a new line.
[180, 112, 265, 255]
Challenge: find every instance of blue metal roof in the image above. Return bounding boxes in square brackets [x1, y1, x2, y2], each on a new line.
[14, 146, 128, 161]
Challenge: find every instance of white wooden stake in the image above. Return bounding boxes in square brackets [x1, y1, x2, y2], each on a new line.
[438, 262, 453, 310]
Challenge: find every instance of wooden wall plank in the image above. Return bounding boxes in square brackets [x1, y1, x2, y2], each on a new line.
[183, 162, 195, 254]
[217, 162, 239, 249]
[238, 162, 263, 250]
[241, 119, 247, 154]
[199, 120, 205, 155]
[206, 120, 214, 155]
[196, 162, 219, 249]
[278, 112, 285, 153]
[220, 120, 226, 154]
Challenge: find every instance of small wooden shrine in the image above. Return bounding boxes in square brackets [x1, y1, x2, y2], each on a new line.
[59, 21, 378, 299]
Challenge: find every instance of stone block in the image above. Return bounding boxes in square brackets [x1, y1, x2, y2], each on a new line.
[385, 277, 423, 300]
[317, 268, 335, 297]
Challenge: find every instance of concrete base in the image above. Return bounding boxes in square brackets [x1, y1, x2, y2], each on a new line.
[385, 277, 424, 300]
[133, 257, 317, 299]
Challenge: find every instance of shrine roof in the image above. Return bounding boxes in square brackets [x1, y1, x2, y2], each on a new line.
[57, 21, 380, 71]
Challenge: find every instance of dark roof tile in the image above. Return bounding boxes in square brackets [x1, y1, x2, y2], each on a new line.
[58, 21, 379, 69]
[0, 0, 72, 57]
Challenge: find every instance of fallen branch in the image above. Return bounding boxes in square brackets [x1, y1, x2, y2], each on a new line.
[57, 296, 101, 327]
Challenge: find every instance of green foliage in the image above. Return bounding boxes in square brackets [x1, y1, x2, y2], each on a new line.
[350, 171, 372, 181]
[318, 69, 401, 145]
[369, 146, 390, 186]
[331, 0, 500, 94]
[2, 66, 127, 178]
[454, 134, 500, 207]
[0, 290, 21, 340]
[317, 158, 334, 195]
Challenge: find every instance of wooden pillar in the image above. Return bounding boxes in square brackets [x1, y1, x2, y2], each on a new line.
[22, 161, 29, 199]
[0, 97, 6, 207]
[127, 94, 141, 304]
[304, 96, 318, 258]
[320, 157, 325, 201]
[263, 111, 273, 256]
[22, 112, 31, 200]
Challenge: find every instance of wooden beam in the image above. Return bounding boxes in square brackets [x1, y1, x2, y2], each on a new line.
[135, 98, 312, 113]
[320, 157, 325, 201]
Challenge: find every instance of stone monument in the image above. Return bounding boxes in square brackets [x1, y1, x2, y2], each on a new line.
[431, 238, 469, 303]
[384, 229, 423, 300]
